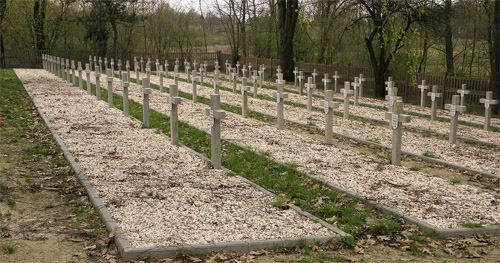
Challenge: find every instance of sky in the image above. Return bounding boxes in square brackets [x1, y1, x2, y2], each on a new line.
[171, 0, 212, 11]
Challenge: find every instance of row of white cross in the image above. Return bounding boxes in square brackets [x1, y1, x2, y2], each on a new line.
[42, 54, 498, 168]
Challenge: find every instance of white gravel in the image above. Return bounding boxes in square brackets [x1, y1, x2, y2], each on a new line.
[134, 71, 500, 176]
[15, 68, 333, 248]
[84, 68, 500, 229]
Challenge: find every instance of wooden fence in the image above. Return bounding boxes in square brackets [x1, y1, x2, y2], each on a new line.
[2, 49, 495, 113]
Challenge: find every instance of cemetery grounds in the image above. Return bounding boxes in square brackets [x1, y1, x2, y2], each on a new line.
[3, 67, 500, 263]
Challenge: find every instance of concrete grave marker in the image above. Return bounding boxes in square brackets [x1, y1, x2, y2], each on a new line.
[126, 60, 130, 81]
[169, 84, 182, 145]
[205, 94, 226, 169]
[77, 62, 83, 90]
[236, 61, 240, 76]
[252, 70, 258, 98]
[214, 70, 221, 94]
[242, 65, 247, 78]
[135, 62, 141, 86]
[71, 60, 76, 86]
[104, 57, 108, 71]
[323, 90, 340, 144]
[155, 59, 160, 75]
[142, 78, 151, 128]
[445, 95, 467, 144]
[122, 73, 130, 116]
[298, 71, 305, 95]
[293, 67, 299, 86]
[340, 81, 354, 120]
[358, 73, 366, 97]
[98, 57, 103, 73]
[312, 69, 318, 84]
[192, 73, 198, 103]
[95, 66, 102, 101]
[158, 65, 165, 92]
[417, 80, 429, 107]
[351, 77, 360, 106]
[199, 66, 204, 87]
[457, 84, 470, 106]
[89, 55, 93, 71]
[258, 68, 264, 90]
[118, 59, 122, 79]
[146, 66, 151, 82]
[276, 80, 288, 129]
[140, 57, 144, 73]
[427, 86, 442, 121]
[385, 86, 401, 113]
[106, 69, 113, 107]
[322, 73, 331, 94]
[232, 68, 238, 93]
[110, 59, 115, 76]
[85, 63, 91, 95]
[66, 59, 70, 82]
[480, 91, 498, 131]
[305, 77, 315, 111]
[241, 77, 250, 118]
[384, 100, 411, 165]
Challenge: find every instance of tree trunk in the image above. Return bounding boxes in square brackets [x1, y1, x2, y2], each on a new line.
[278, 0, 299, 81]
[444, 0, 454, 76]
[493, 0, 500, 114]
[0, 0, 6, 68]
[112, 21, 118, 65]
[33, 0, 47, 51]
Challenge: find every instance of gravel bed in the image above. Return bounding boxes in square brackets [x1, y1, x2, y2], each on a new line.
[214, 71, 500, 128]
[182, 71, 500, 145]
[89, 69, 500, 229]
[134, 71, 500, 176]
[15, 68, 333, 248]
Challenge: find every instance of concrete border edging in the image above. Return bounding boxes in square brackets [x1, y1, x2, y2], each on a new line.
[18, 69, 346, 261]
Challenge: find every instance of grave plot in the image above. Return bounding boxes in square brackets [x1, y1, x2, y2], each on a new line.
[124, 71, 500, 177]
[84, 68, 500, 233]
[15, 69, 339, 258]
[172, 71, 500, 146]
[212, 70, 500, 129]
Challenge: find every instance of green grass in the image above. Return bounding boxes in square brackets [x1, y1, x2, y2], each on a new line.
[4, 244, 15, 254]
[75, 72, 403, 239]
[422, 151, 437, 158]
[450, 178, 462, 184]
[0, 225, 8, 232]
[410, 166, 422, 171]
[460, 222, 484, 228]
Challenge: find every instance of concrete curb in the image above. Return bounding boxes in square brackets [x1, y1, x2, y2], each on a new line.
[247, 143, 500, 238]
[19, 69, 346, 261]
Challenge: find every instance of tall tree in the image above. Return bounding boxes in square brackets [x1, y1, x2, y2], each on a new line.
[443, 0, 454, 75]
[356, 0, 426, 98]
[0, 0, 6, 67]
[33, 0, 47, 51]
[278, 0, 299, 81]
[492, 0, 499, 114]
[84, 0, 136, 60]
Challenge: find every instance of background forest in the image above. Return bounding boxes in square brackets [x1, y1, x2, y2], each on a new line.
[0, 0, 499, 103]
